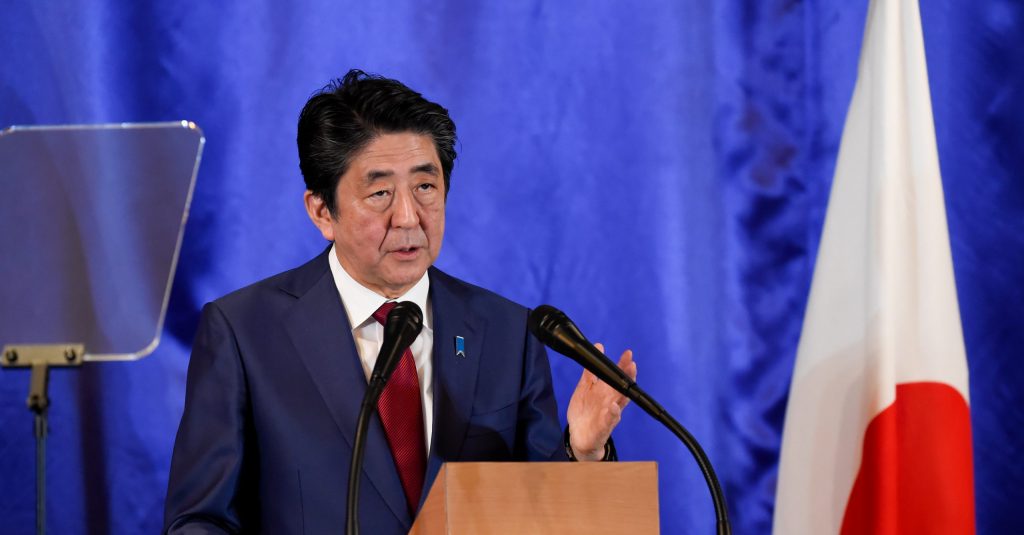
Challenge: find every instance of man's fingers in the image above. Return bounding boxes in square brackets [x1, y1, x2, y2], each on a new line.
[612, 350, 636, 407]
[619, 351, 637, 382]
[626, 361, 638, 382]
[579, 343, 639, 408]
[596, 344, 637, 381]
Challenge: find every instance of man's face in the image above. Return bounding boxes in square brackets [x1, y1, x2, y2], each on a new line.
[305, 132, 445, 298]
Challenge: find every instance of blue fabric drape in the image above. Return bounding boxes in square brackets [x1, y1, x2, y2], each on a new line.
[1, 1, 1021, 533]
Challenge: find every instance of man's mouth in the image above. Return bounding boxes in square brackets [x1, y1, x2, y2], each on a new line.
[390, 246, 422, 258]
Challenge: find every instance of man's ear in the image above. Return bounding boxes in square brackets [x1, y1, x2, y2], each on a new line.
[304, 191, 336, 242]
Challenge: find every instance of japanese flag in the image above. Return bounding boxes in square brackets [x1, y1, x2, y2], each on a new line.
[773, 0, 976, 533]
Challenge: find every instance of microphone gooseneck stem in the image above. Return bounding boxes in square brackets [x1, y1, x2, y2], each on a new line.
[346, 300, 423, 535]
[346, 384, 382, 535]
[626, 384, 730, 535]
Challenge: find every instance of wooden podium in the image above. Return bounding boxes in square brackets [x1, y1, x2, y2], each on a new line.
[409, 462, 659, 534]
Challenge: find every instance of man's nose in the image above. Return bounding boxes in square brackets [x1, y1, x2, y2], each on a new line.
[390, 188, 420, 228]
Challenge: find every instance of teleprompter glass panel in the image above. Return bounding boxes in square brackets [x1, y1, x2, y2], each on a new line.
[0, 122, 204, 360]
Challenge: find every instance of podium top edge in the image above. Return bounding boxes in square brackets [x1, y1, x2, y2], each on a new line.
[1, 120, 204, 137]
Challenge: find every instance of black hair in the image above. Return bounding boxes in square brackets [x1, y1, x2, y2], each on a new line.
[296, 69, 457, 215]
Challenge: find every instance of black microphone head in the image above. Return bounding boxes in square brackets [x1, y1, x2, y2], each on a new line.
[369, 301, 424, 387]
[528, 303, 638, 391]
[527, 304, 588, 358]
[527, 305, 562, 343]
[384, 301, 423, 352]
[386, 301, 423, 341]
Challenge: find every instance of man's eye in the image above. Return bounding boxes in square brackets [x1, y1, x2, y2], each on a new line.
[370, 190, 389, 198]
[417, 183, 436, 191]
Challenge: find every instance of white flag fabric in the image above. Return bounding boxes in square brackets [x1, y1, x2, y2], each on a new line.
[773, 0, 975, 533]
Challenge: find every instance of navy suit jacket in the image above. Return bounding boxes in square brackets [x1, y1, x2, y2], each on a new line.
[164, 250, 566, 534]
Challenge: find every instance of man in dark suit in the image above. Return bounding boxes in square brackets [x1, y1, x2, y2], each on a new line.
[164, 70, 637, 534]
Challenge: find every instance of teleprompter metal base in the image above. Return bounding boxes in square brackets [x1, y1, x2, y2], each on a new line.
[2, 343, 85, 535]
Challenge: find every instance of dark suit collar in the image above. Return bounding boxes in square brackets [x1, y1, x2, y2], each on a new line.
[276, 245, 333, 299]
[280, 248, 411, 528]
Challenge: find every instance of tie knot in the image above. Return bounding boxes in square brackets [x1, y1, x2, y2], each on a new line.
[372, 301, 397, 326]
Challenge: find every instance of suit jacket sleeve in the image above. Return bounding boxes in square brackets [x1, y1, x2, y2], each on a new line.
[164, 302, 256, 534]
[515, 326, 570, 462]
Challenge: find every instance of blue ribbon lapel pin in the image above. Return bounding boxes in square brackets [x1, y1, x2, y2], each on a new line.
[455, 336, 466, 358]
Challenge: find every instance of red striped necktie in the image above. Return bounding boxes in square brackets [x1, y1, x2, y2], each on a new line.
[372, 302, 427, 515]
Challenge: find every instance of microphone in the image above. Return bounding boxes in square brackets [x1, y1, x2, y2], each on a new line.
[347, 301, 423, 535]
[528, 305, 646, 408]
[367, 301, 424, 393]
[528, 305, 732, 535]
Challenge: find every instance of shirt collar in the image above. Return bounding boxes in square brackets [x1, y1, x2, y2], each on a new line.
[328, 244, 432, 331]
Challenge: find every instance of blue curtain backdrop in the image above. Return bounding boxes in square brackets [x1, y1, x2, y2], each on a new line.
[1, 1, 1021, 533]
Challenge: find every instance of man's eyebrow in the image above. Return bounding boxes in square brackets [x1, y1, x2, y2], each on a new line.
[363, 163, 438, 182]
[411, 163, 439, 176]
[365, 169, 394, 182]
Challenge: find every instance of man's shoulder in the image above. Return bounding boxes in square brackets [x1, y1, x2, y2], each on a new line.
[428, 267, 530, 318]
[211, 248, 330, 314]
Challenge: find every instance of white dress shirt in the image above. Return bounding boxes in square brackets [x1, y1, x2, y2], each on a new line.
[328, 245, 434, 452]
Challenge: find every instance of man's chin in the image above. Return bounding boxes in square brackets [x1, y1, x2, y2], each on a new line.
[378, 262, 430, 294]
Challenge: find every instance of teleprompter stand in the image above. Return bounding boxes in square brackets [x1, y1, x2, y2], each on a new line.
[0, 122, 204, 534]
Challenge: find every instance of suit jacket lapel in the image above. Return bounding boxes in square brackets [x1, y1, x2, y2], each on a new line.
[281, 253, 409, 527]
[422, 267, 486, 503]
